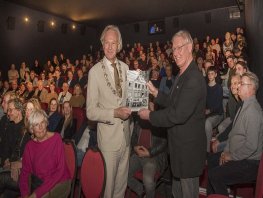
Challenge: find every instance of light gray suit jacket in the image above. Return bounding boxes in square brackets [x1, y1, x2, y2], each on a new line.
[224, 95, 263, 161]
[86, 57, 131, 151]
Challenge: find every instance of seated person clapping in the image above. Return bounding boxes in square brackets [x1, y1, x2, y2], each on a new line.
[19, 109, 71, 198]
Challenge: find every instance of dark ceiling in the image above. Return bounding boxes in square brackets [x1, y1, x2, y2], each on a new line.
[6, 0, 237, 26]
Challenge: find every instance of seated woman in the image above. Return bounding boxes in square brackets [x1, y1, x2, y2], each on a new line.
[44, 82, 58, 104]
[47, 98, 62, 132]
[69, 84, 85, 108]
[0, 98, 41, 198]
[56, 101, 77, 139]
[19, 109, 71, 198]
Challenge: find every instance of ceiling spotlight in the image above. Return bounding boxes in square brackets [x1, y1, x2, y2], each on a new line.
[24, 17, 29, 22]
[50, 21, 55, 26]
[72, 24, 76, 29]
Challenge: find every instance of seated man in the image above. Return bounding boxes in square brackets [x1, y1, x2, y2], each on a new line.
[0, 98, 24, 168]
[58, 83, 72, 104]
[207, 72, 263, 196]
[205, 66, 224, 152]
[33, 80, 48, 103]
[128, 112, 167, 198]
[0, 98, 25, 198]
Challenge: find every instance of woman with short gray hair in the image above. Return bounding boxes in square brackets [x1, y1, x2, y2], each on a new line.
[19, 109, 71, 198]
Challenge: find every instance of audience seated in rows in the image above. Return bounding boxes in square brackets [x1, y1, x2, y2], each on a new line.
[0, 26, 256, 197]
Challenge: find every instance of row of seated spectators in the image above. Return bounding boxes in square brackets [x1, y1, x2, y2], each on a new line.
[0, 91, 97, 197]
[0, 26, 254, 197]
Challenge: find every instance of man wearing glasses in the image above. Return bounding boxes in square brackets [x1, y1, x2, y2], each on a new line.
[139, 30, 207, 198]
[207, 71, 263, 196]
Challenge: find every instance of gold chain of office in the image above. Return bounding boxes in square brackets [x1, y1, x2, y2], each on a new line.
[101, 60, 123, 97]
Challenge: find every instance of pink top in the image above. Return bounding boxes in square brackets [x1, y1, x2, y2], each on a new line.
[19, 133, 70, 198]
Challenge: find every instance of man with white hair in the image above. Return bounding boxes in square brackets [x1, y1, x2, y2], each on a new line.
[86, 25, 132, 198]
[139, 30, 207, 198]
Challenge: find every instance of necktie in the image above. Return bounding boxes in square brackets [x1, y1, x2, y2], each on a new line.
[112, 63, 122, 97]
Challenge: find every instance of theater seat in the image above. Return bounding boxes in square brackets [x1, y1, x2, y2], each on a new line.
[78, 147, 106, 198]
[63, 139, 77, 198]
[72, 107, 86, 132]
[40, 102, 48, 112]
[208, 153, 263, 198]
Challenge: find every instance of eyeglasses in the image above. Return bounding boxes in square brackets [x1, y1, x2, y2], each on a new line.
[172, 42, 189, 53]
[239, 82, 252, 86]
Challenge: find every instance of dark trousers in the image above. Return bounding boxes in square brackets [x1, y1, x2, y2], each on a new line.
[172, 177, 199, 198]
[207, 154, 259, 196]
[0, 171, 20, 198]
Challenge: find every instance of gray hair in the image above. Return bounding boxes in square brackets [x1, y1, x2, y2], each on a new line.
[172, 30, 193, 49]
[242, 71, 259, 91]
[28, 109, 48, 133]
[3, 91, 17, 100]
[8, 98, 24, 114]
[100, 25, 123, 52]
